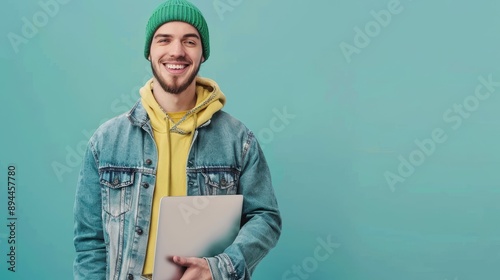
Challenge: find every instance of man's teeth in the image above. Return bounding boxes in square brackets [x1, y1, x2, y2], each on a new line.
[166, 64, 187, 70]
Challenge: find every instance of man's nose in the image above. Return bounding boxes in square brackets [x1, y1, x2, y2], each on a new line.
[169, 40, 185, 58]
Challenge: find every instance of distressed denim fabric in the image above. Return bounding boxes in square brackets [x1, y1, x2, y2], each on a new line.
[73, 99, 281, 280]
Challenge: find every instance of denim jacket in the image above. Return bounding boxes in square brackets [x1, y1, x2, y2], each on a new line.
[73, 99, 282, 280]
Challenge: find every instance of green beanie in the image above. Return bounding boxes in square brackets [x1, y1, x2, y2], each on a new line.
[144, 0, 210, 61]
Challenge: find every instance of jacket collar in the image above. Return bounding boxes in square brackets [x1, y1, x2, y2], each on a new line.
[126, 99, 150, 127]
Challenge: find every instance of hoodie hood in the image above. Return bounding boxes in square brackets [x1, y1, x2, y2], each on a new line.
[140, 76, 226, 134]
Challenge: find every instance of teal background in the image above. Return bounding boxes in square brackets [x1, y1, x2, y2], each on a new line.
[1, 0, 500, 279]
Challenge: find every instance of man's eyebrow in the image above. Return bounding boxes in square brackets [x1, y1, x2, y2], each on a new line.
[183, 33, 200, 40]
[153, 33, 200, 39]
[153, 34, 172, 39]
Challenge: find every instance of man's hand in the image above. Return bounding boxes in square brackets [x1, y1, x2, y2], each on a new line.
[173, 256, 213, 280]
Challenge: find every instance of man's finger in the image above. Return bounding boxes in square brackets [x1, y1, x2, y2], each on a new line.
[173, 256, 196, 267]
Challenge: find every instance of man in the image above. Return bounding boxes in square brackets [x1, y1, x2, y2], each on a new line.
[72, 0, 281, 279]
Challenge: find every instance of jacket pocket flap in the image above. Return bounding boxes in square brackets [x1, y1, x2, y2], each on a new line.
[100, 169, 135, 188]
[202, 170, 237, 189]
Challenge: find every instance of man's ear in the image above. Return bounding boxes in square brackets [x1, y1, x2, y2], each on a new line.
[148, 54, 151, 61]
[201, 56, 205, 63]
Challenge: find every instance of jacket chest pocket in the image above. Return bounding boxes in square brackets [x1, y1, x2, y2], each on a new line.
[201, 169, 239, 195]
[100, 169, 135, 217]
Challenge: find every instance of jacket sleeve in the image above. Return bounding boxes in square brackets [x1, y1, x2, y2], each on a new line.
[205, 131, 282, 280]
[73, 139, 106, 279]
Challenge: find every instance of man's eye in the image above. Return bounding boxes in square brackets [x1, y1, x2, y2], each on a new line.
[158, 39, 169, 43]
[185, 40, 196, 46]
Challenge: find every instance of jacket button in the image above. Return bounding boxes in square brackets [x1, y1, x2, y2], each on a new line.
[127, 274, 133, 280]
[136, 227, 143, 235]
[141, 182, 149, 189]
[145, 159, 152, 165]
[113, 178, 120, 185]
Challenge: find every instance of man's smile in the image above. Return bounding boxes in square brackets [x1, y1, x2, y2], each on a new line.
[163, 62, 190, 74]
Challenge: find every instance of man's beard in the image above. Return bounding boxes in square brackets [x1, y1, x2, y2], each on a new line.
[150, 58, 202, 94]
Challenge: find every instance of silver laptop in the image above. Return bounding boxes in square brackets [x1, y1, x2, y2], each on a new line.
[152, 195, 243, 280]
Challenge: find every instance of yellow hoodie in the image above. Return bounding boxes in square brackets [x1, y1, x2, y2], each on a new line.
[140, 76, 226, 275]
